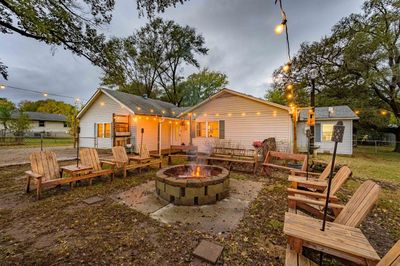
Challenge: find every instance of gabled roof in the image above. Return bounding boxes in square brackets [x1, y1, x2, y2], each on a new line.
[77, 88, 187, 119]
[298, 106, 359, 121]
[179, 88, 290, 116]
[11, 111, 66, 122]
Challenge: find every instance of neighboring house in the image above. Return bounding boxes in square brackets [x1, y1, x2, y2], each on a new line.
[296, 106, 359, 155]
[0, 111, 70, 138]
[78, 88, 357, 154]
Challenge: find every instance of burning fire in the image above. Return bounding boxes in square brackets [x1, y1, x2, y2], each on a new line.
[194, 166, 201, 177]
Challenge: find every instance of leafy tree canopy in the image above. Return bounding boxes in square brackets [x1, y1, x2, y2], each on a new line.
[0, 98, 16, 134]
[179, 68, 228, 106]
[268, 0, 400, 151]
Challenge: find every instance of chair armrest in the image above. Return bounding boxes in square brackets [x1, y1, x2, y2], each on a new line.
[287, 188, 339, 201]
[288, 195, 345, 209]
[25, 170, 42, 179]
[150, 154, 162, 158]
[291, 170, 321, 177]
[288, 176, 328, 189]
[101, 160, 116, 168]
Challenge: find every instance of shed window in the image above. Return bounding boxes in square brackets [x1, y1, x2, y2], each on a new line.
[63, 122, 68, 128]
[97, 123, 111, 138]
[104, 123, 111, 138]
[315, 123, 321, 142]
[322, 124, 334, 142]
[195, 121, 220, 138]
[39, 120, 45, 127]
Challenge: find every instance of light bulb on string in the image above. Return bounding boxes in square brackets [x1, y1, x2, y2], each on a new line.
[0, 84, 5, 90]
[283, 62, 291, 73]
[286, 93, 293, 100]
[286, 84, 294, 90]
[274, 20, 286, 35]
[43, 92, 48, 97]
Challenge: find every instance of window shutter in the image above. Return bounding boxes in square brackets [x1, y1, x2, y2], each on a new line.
[315, 123, 321, 142]
[94, 123, 97, 147]
[219, 120, 225, 139]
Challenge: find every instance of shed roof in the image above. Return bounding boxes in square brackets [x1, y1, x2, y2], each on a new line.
[11, 111, 67, 122]
[298, 106, 358, 121]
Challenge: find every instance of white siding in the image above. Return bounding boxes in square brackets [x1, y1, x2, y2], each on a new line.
[1, 121, 70, 137]
[190, 94, 292, 153]
[297, 120, 354, 155]
[79, 93, 132, 148]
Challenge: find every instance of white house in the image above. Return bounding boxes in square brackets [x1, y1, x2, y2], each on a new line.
[296, 106, 359, 155]
[0, 111, 70, 137]
[77, 88, 357, 155]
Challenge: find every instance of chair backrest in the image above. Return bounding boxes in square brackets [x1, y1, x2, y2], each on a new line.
[30, 151, 61, 181]
[139, 144, 150, 159]
[112, 146, 129, 167]
[323, 166, 352, 196]
[334, 180, 380, 227]
[319, 161, 332, 181]
[80, 148, 101, 171]
[377, 240, 400, 266]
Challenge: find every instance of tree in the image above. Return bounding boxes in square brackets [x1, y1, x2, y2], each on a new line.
[9, 112, 31, 144]
[101, 18, 208, 105]
[271, 0, 400, 152]
[179, 69, 228, 106]
[0, 98, 15, 140]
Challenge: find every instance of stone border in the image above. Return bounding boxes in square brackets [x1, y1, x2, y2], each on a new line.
[155, 164, 230, 206]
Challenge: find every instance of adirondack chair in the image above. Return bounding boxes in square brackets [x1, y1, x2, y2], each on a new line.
[112, 146, 162, 178]
[25, 151, 99, 199]
[285, 181, 382, 266]
[289, 180, 380, 226]
[129, 144, 162, 163]
[288, 161, 332, 188]
[79, 148, 115, 182]
[287, 166, 352, 218]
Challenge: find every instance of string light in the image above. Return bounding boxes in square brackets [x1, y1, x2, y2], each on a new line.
[381, 110, 388, 116]
[43, 92, 48, 97]
[286, 93, 293, 100]
[0, 84, 5, 90]
[286, 84, 293, 90]
[283, 62, 291, 73]
[137, 107, 141, 110]
[274, 22, 286, 35]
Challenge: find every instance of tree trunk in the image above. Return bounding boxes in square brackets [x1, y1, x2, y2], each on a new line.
[395, 127, 400, 153]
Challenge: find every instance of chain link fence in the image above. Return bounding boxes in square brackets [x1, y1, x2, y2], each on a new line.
[353, 139, 398, 153]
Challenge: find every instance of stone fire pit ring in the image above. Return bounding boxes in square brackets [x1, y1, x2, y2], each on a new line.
[155, 164, 230, 206]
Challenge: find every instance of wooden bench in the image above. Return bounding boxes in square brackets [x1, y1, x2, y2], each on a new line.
[199, 146, 258, 174]
[263, 151, 308, 176]
[167, 145, 198, 164]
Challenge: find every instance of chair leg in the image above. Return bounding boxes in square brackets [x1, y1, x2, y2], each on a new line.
[123, 166, 127, 178]
[36, 184, 41, 200]
[26, 176, 31, 193]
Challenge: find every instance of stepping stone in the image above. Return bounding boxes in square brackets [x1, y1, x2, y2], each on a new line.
[193, 240, 223, 264]
[83, 196, 104, 205]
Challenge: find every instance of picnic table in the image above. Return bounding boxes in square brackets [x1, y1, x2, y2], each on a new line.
[283, 212, 380, 265]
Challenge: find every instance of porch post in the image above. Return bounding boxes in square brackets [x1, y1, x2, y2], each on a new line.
[189, 114, 193, 145]
[158, 121, 161, 156]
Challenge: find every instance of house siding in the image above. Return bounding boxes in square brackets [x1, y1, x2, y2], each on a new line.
[297, 119, 353, 155]
[79, 93, 132, 148]
[190, 94, 292, 153]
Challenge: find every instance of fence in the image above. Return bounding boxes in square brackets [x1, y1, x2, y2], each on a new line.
[0, 136, 74, 149]
[353, 139, 398, 153]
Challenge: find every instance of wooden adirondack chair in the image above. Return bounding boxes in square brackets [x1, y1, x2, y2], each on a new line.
[288, 161, 332, 191]
[287, 166, 352, 218]
[289, 180, 380, 226]
[25, 151, 99, 199]
[377, 240, 400, 266]
[112, 146, 162, 178]
[129, 144, 162, 163]
[79, 148, 115, 182]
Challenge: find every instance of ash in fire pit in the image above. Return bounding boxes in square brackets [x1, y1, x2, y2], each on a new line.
[156, 164, 229, 206]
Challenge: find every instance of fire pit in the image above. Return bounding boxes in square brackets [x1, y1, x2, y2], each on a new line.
[155, 164, 230, 205]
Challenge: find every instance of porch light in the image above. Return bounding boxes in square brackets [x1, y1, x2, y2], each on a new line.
[228, 113, 232, 117]
[100, 102, 105, 106]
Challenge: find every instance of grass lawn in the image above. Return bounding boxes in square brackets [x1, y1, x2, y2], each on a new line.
[0, 138, 74, 148]
[0, 149, 398, 265]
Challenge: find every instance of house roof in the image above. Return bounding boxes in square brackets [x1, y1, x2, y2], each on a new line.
[77, 88, 187, 119]
[11, 111, 67, 122]
[298, 106, 359, 121]
[179, 88, 290, 116]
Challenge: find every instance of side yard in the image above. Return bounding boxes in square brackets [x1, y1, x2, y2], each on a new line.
[0, 147, 398, 265]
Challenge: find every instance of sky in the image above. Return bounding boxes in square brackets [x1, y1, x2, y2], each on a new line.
[0, 0, 365, 105]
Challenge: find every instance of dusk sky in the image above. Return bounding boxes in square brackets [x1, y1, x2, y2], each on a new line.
[0, 0, 365, 105]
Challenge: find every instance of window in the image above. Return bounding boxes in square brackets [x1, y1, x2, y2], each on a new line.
[315, 123, 321, 142]
[63, 122, 68, 128]
[208, 121, 219, 138]
[97, 123, 111, 138]
[97, 123, 104, 138]
[196, 122, 206, 137]
[195, 121, 221, 138]
[322, 124, 334, 142]
[38, 120, 45, 127]
[104, 123, 111, 138]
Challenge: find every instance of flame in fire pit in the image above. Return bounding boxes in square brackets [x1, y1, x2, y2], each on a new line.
[194, 166, 200, 177]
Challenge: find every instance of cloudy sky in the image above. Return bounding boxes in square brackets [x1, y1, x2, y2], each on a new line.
[0, 0, 365, 105]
